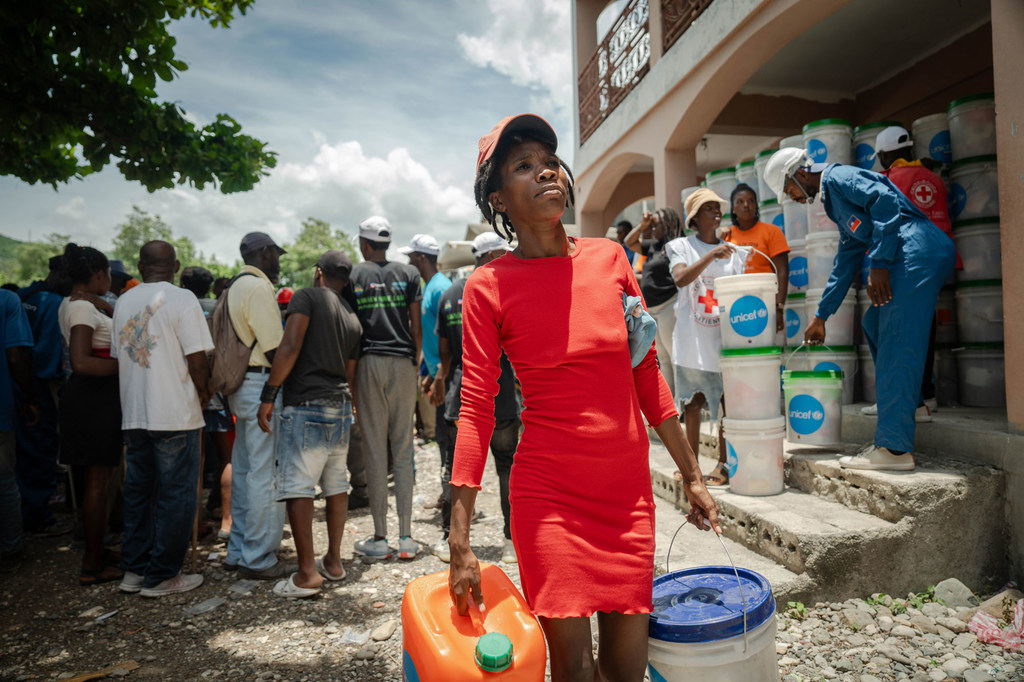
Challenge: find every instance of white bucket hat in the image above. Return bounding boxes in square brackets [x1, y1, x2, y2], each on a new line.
[764, 147, 811, 197]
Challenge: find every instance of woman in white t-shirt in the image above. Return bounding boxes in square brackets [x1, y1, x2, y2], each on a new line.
[665, 188, 747, 483]
[57, 244, 123, 587]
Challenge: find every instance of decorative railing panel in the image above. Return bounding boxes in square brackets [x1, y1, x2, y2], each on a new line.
[661, 0, 714, 53]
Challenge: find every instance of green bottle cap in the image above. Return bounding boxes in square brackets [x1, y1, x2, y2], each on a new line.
[475, 632, 514, 672]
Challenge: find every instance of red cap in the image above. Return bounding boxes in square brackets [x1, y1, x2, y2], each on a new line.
[476, 114, 558, 171]
[276, 287, 294, 305]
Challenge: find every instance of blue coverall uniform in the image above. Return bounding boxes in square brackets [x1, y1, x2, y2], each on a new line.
[814, 164, 956, 453]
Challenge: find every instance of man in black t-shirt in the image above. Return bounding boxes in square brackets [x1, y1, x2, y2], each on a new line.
[344, 216, 423, 560]
[256, 250, 361, 597]
[430, 232, 521, 564]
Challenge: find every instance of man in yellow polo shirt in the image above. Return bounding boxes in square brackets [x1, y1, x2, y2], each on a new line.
[225, 232, 288, 579]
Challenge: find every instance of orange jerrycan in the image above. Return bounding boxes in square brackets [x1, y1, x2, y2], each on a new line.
[401, 562, 546, 681]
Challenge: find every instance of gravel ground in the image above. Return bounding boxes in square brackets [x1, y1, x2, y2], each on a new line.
[2, 439, 1022, 681]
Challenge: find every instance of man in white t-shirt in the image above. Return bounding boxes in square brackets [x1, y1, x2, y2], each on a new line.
[111, 241, 213, 598]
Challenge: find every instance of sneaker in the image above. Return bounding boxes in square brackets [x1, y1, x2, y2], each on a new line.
[840, 446, 915, 471]
[353, 536, 393, 560]
[915, 404, 933, 423]
[924, 397, 938, 413]
[397, 536, 420, 560]
[139, 573, 204, 597]
[239, 560, 296, 581]
[501, 539, 517, 564]
[431, 539, 450, 563]
[119, 571, 144, 594]
[860, 403, 878, 415]
[26, 519, 72, 537]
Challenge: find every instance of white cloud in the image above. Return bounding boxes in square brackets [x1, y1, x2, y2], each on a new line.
[53, 197, 88, 221]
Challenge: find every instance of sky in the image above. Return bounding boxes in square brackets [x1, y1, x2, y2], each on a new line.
[0, 0, 573, 265]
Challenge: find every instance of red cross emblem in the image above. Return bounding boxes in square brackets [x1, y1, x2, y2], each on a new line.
[698, 289, 717, 313]
[911, 179, 937, 208]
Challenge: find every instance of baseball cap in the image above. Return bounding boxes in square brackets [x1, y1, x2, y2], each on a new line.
[358, 216, 392, 243]
[316, 249, 353, 279]
[398, 234, 440, 256]
[477, 114, 558, 170]
[875, 126, 913, 153]
[276, 287, 294, 305]
[683, 188, 729, 223]
[109, 259, 129, 277]
[471, 232, 513, 256]
[240, 232, 286, 256]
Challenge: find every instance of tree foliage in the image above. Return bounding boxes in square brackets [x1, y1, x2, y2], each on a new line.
[0, 1, 276, 193]
[111, 205, 234, 278]
[13, 233, 71, 284]
[278, 218, 360, 289]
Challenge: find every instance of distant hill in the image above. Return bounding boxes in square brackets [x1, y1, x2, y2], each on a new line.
[0, 233, 22, 283]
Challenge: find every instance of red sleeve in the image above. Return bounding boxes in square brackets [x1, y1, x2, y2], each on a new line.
[449, 271, 501, 489]
[620, 247, 678, 427]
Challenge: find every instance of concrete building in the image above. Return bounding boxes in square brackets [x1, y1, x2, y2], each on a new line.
[571, 0, 1023, 591]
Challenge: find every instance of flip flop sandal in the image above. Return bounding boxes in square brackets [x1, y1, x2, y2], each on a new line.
[316, 557, 346, 582]
[79, 564, 124, 587]
[273, 573, 321, 599]
[702, 464, 730, 487]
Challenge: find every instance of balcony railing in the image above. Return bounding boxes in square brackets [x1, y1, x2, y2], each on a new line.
[578, 0, 651, 144]
[662, 0, 715, 52]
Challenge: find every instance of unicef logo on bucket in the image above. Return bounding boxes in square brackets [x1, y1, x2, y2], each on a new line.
[949, 184, 967, 218]
[814, 361, 841, 373]
[789, 256, 808, 287]
[728, 295, 769, 337]
[854, 143, 875, 169]
[785, 309, 801, 339]
[930, 131, 951, 164]
[772, 213, 785, 229]
[726, 441, 739, 478]
[789, 394, 825, 435]
[806, 139, 828, 163]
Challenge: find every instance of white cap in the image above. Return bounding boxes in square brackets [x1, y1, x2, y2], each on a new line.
[875, 126, 913, 153]
[471, 232, 513, 256]
[764, 147, 811, 197]
[398, 233, 440, 256]
[358, 216, 392, 243]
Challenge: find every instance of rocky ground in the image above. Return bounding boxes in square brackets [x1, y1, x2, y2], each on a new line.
[1, 440, 1021, 681]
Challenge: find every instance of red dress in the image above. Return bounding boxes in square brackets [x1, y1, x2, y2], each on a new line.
[450, 237, 677, 618]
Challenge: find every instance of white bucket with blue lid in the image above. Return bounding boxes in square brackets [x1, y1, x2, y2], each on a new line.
[787, 239, 807, 293]
[715, 273, 778, 350]
[648, 566, 778, 681]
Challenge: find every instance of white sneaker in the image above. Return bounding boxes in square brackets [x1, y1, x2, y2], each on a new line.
[431, 539, 450, 563]
[353, 536, 393, 560]
[119, 571, 143, 594]
[500, 539, 517, 564]
[860, 404, 878, 415]
[915, 404, 933, 423]
[139, 573, 204, 597]
[840, 446, 915, 471]
[398, 536, 420, 560]
[924, 398, 938, 413]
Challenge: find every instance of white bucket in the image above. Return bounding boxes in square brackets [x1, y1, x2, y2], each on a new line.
[783, 370, 843, 446]
[803, 119, 853, 165]
[853, 121, 899, 172]
[949, 155, 999, 221]
[935, 287, 958, 345]
[805, 287, 856, 346]
[948, 94, 996, 161]
[706, 167, 738, 206]
[806, 199, 837, 234]
[858, 344, 875, 403]
[781, 196, 807, 242]
[934, 344, 958, 407]
[778, 134, 804, 151]
[954, 280, 1003, 343]
[754, 150, 776, 202]
[953, 218, 1001, 282]
[681, 186, 702, 223]
[784, 293, 807, 345]
[787, 239, 808, 293]
[735, 160, 757, 191]
[912, 113, 952, 165]
[955, 343, 1005, 408]
[758, 199, 784, 233]
[715, 274, 778, 349]
[805, 232, 840, 290]
[723, 416, 786, 496]
[720, 347, 782, 420]
[798, 346, 857, 405]
[649, 567, 778, 682]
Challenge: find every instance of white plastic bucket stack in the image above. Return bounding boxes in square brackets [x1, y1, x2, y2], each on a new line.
[787, 239, 808, 293]
[852, 121, 899, 172]
[804, 288, 856, 346]
[735, 159, 757, 191]
[912, 113, 952, 165]
[805, 232, 840, 290]
[855, 288, 872, 345]
[935, 287, 958, 344]
[955, 343, 1005, 407]
[716, 274, 778, 349]
[758, 199, 784, 233]
[706, 167, 738, 206]
[648, 567, 778, 682]
[949, 155, 999, 221]
[803, 119, 853, 165]
[723, 416, 786, 496]
[858, 345, 875, 403]
[954, 218, 1001, 282]
[954, 280, 1003, 343]
[801, 345, 857, 405]
[806, 199, 837, 233]
[935, 344, 959, 407]
[948, 93, 996, 161]
[784, 293, 807, 346]
[781, 197, 808, 242]
[754, 150, 776, 201]
[782, 369, 843, 446]
[779, 134, 804, 151]
[720, 347, 782, 420]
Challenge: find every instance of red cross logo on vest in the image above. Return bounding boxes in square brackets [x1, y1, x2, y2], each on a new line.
[698, 289, 717, 313]
[911, 179, 937, 208]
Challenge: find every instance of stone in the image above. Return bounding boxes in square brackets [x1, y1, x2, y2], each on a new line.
[877, 616, 894, 632]
[911, 614, 940, 634]
[778, 656, 800, 667]
[891, 625, 918, 638]
[922, 602, 950, 619]
[876, 643, 912, 665]
[942, 657, 971, 678]
[963, 671, 995, 682]
[937, 617, 968, 634]
[844, 609, 876, 630]
[370, 620, 397, 642]
[846, 634, 868, 646]
[934, 578, 980, 610]
[776, 642, 790, 655]
[952, 633, 976, 649]
[860, 675, 882, 682]
[355, 645, 377, 660]
[927, 671, 946, 682]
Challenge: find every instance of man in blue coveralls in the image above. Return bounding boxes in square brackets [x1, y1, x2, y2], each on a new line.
[764, 147, 956, 471]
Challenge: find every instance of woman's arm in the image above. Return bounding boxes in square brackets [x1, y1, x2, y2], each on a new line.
[257, 312, 310, 433]
[654, 417, 721, 533]
[68, 326, 117, 376]
[448, 485, 482, 615]
[671, 244, 736, 288]
[623, 211, 653, 252]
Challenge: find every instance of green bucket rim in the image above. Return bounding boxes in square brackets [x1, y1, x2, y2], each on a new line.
[756, 149, 777, 159]
[802, 118, 853, 133]
[786, 292, 806, 300]
[853, 121, 901, 135]
[735, 159, 756, 169]
[950, 154, 997, 169]
[947, 92, 995, 112]
[801, 345, 856, 353]
[707, 167, 737, 178]
[721, 346, 782, 357]
[783, 370, 844, 380]
[952, 217, 999, 229]
[759, 198, 779, 207]
[954, 342, 1004, 351]
[955, 279, 1001, 289]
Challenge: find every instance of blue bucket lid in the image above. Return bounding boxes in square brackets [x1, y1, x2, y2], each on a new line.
[649, 566, 775, 643]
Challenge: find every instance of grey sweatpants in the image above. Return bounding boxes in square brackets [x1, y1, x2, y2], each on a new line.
[356, 354, 417, 538]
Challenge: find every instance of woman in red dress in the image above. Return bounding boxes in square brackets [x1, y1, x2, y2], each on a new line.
[448, 114, 720, 681]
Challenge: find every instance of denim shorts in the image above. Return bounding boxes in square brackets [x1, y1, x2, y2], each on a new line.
[275, 400, 352, 500]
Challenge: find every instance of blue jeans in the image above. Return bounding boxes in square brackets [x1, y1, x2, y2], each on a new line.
[0, 430, 22, 556]
[227, 373, 285, 570]
[14, 377, 61, 529]
[121, 429, 200, 587]
[275, 401, 353, 500]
